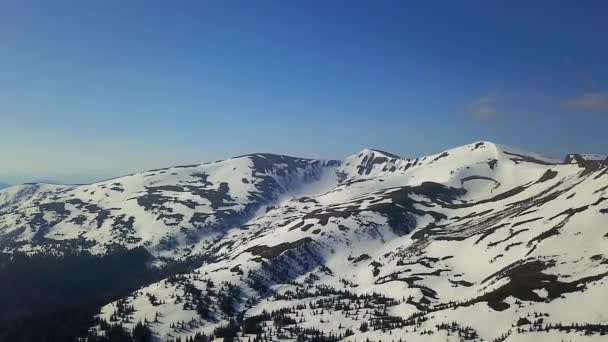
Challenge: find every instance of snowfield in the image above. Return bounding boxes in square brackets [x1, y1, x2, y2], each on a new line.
[1, 141, 607, 341]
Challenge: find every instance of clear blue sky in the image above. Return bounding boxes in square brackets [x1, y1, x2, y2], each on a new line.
[1, 1, 607, 184]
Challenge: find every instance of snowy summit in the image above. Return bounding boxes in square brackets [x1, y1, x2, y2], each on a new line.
[1, 141, 608, 342]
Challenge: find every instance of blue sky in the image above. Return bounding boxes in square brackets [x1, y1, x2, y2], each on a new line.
[1, 1, 607, 184]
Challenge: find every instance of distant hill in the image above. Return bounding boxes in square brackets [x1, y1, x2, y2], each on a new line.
[0, 182, 10, 190]
[1, 141, 607, 341]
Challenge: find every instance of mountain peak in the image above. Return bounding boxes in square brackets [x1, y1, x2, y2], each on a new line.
[565, 153, 608, 164]
[2, 142, 608, 341]
[352, 148, 402, 160]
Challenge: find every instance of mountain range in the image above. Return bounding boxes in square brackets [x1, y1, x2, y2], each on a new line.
[1, 141, 607, 342]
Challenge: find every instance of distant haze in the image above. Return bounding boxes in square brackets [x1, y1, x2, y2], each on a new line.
[1, 2, 607, 184]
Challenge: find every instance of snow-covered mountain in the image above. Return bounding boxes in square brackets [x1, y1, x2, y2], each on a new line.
[0, 155, 339, 257]
[1, 141, 608, 342]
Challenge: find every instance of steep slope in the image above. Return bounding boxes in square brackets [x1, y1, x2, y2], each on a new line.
[78, 142, 608, 342]
[0, 154, 339, 258]
[1, 141, 607, 341]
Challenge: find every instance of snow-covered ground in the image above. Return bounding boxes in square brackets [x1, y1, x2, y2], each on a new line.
[1, 141, 607, 341]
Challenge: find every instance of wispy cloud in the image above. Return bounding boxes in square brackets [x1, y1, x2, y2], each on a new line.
[468, 95, 499, 120]
[563, 92, 608, 114]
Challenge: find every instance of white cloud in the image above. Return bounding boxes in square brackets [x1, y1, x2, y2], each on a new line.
[563, 92, 608, 113]
[468, 95, 499, 120]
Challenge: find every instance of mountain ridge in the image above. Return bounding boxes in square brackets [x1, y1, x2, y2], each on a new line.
[3, 140, 604, 189]
[1, 141, 607, 342]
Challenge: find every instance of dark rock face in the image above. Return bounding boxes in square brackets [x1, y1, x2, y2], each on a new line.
[432, 152, 450, 163]
[473, 260, 607, 311]
[245, 237, 314, 259]
[504, 151, 557, 165]
[356, 152, 393, 175]
[537, 170, 558, 183]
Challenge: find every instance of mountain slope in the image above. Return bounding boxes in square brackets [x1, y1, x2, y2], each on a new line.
[0, 154, 339, 258]
[1, 141, 607, 342]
